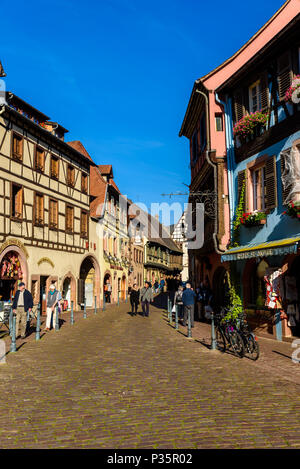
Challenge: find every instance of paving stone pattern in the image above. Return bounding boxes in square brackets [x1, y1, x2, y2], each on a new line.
[0, 298, 300, 449]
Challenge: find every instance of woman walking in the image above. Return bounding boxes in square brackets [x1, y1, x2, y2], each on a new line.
[174, 285, 184, 320]
[130, 283, 140, 315]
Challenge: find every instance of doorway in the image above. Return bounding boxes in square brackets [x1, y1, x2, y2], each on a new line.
[40, 276, 48, 315]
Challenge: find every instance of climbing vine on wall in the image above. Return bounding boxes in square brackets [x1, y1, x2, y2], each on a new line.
[230, 177, 246, 248]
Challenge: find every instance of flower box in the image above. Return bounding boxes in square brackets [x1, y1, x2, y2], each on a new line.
[233, 111, 269, 139]
[240, 211, 267, 227]
[285, 75, 300, 104]
[283, 200, 300, 220]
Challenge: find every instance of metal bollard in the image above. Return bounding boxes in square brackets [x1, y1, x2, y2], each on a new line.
[9, 307, 13, 337]
[55, 304, 59, 331]
[103, 295, 106, 311]
[35, 303, 41, 341]
[84, 298, 87, 319]
[117, 291, 120, 306]
[71, 301, 74, 325]
[187, 308, 192, 338]
[10, 315, 16, 353]
[167, 297, 171, 320]
[175, 304, 179, 330]
[211, 311, 217, 350]
[94, 296, 97, 314]
[169, 303, 173, 325]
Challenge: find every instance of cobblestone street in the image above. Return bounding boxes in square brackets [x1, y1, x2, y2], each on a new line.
[0, 298, 300, 449]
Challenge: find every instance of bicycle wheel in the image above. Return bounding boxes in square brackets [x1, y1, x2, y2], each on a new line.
[229, 330, 245, 358]
[245, 333, 260, 361]
[216, 327, 226, 353]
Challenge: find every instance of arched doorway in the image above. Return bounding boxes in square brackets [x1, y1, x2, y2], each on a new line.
[121, 275, 126, 300]
[212, 266, 230, 312]
[79, 255, 100, 308]
[61, 272, 76, 311]
[103, 272, 112, 304]
[0, 247, 28, 302]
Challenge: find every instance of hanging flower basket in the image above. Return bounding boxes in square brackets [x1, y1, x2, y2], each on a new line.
[283, 200, 300, 220]
[233, 111, 269, 139]
[285, 75, 300, 104]
[240, 211, 267, 227]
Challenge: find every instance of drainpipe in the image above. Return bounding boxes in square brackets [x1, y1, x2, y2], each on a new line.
[195, 89, 225, 255]
[215, 93, 236, 237]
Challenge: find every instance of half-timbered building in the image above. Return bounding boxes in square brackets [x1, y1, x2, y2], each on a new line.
[0, 92, 99, 312]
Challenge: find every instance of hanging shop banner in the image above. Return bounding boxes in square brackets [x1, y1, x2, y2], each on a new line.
[264, 268, 283, 309]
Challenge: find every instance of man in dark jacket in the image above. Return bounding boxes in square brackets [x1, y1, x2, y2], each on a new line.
[129, 283, 140, 315]
[12, 282, 33, 339]
[182, 283, 196, 327]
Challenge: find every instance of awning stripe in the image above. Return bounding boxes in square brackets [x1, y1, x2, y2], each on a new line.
[221, 236, 300, 262]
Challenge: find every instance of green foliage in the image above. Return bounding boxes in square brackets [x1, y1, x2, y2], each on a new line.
[229, 177, 246, 248]
[223, 264, 243, 323]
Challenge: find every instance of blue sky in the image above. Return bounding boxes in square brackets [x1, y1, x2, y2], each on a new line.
[2, 0, 285, 223]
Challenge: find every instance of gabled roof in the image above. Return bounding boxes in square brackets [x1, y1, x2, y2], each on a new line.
[90, 166, 107, 218]
[0, 60, 6, 77]
[98, 164, 113, 176]
[67, 140, 93, 162]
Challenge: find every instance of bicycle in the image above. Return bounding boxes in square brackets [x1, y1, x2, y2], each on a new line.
[215, 308, 245, 358]
[236, 311, 260, 361]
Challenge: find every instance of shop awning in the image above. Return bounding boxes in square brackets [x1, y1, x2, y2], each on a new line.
[221, 236, 300, 262]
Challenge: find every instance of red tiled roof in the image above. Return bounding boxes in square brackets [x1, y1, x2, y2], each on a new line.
[98, 164, 113, 175]
[67, 141, 93, 162]
[109, 178, 120, 194]
[90, 166, 107, 218]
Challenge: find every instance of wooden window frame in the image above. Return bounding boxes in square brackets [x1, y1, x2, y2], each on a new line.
[80, 210, 88, 238]
[35, 145, 45, 173]
[50, 155, 59, 180]
[65, 204, 74, 233]
[11, 131, 24, 161]
[67, 165, 75, 188]
[246, 154, 277, 212]
[249, 80, 261, 114]
[49, 198, 58, 230]
[81, 173, 88, 194]
[34, 192, 44, 226]
[11, 183, 23, 221]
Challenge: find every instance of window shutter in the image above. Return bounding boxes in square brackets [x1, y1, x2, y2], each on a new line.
[77, 279, 85, 305]
[260, 72, 270, 112]
[277, 52, 292, 100]
[18, 188, 23, 218]
[265, 156, 277, 210]
[233, 90, 245, 123]
[280, 150, 292, 205]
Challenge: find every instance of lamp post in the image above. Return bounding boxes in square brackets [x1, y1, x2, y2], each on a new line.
[83, 298, 87, 319]
[55, 304, 59, 331]
[10, 314, 16, 353]
[35, 303, 41, 341]
[211, 310, 217, 350]
[71, 300, 74, 325]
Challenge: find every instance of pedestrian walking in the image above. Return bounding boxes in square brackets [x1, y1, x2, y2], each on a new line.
[12, 282, 33, 339]
[45, 284, 60, 331]
[130, 283, 140, 315]
[104, 280, 112, 303]
[139, 281, 154, 317]
[199, 280, 213, 321]
[182, 283, 196, 327]
[174, 285, 184, 319]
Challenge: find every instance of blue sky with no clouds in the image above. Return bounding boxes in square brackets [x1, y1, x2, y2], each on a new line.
[2, 0, 285, 223]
